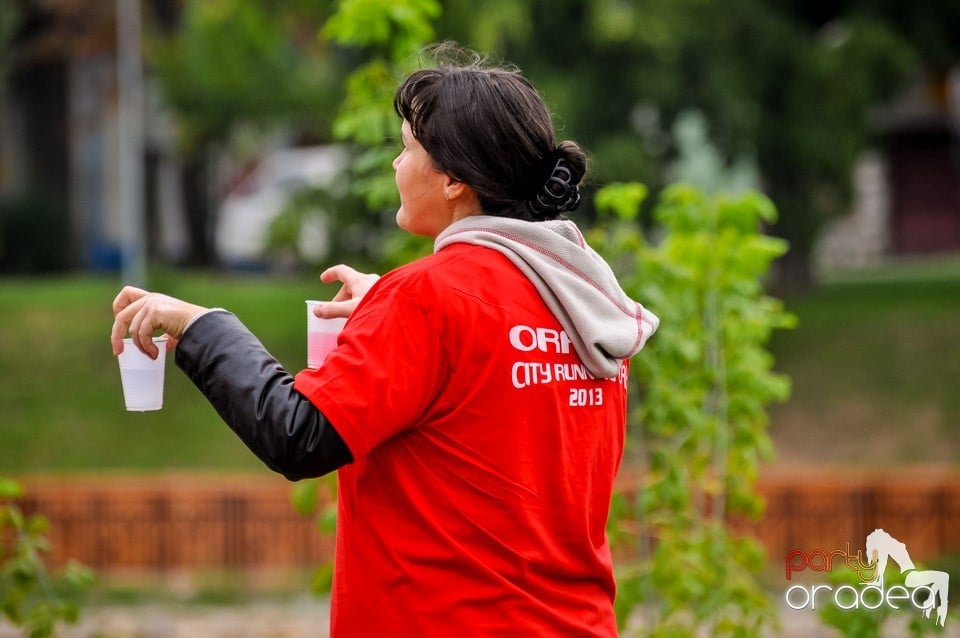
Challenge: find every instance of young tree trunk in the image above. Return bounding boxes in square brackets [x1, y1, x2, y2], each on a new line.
[180, 158, 214, 267]
[773, 248, 814, 295]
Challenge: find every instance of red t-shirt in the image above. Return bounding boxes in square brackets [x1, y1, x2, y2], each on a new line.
[294, 243, 628, 637]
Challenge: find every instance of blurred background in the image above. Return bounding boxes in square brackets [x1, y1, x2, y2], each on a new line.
[1, 0, 959, 636]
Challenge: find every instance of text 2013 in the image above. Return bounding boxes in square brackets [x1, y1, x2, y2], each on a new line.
[569, 387, 603, 406]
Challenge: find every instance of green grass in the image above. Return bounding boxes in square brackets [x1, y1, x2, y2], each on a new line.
[0, 271, 341, 474]
[819, 252, 960, 285]
[1, 257, 958, 473]
[769, 261, 960, 465]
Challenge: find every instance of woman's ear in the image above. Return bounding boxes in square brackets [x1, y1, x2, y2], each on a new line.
[442, 173, 482, 217]
[442, 174, 468, 201]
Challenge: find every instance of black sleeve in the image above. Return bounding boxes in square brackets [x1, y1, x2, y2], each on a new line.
[174, 310, 353, 481]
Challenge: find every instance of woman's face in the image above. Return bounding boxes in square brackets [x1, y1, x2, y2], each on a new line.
[393, 120, 453, 238]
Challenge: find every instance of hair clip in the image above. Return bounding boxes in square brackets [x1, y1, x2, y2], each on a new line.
[528, 159, 581, 218]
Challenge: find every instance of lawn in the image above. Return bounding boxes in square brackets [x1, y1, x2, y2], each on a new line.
[0, 271, 339, 474]
[1, 258, 958, 474]
[769, 256, 960, 465]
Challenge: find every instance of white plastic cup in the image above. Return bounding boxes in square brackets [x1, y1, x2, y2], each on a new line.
[117, 336, 167, 411]
[306, 300, 346, 369]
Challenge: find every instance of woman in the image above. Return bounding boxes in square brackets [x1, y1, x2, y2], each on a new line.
[111, 54, 658, 636]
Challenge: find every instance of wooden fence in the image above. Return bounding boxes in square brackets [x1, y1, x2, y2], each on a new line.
[751, 466, 960, 563]
[12, 474, 335, 571]
[11, 467, 960, 572]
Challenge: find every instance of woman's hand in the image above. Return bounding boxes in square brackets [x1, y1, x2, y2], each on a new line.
[111, 286, 208, 359]
[312, 265, 380, 319]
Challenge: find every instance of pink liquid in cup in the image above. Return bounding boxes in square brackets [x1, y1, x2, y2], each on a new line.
[308, 330, 340, 368]
[306, 300, 346, 369]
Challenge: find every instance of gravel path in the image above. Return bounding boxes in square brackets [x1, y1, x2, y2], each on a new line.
[2, 598, 957, 637]
[0, 597, 330, 638]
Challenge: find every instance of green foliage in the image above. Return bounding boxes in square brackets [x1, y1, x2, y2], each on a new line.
[265, 179, 387, 268]
[0, 480, 94, 637]
[818, 563, 951, 637]
[148, 0, 341, 155]
[268, 0, 441, 271]
[434, 0, 943, 281]
[289, 475, 338, 596]
[0, 2, 18, 89]
[323, 0, 440, 60]
[323, 0, 441, 209]
[284, 0, 443, 597]
[144, 0, 960, 278]
[432, 0, 530, 54]
[591, 182, 794, 635]
[0, 196, 72, 274]
[665, 111, 760, 197]
[146, 0, 350, 265]
[379, 231, 433, 269]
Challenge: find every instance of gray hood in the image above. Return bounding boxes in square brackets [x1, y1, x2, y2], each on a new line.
[435, 215, 659, 378]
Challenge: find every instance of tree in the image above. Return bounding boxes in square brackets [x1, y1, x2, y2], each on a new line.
[592, 182, 794, 635]
[0, 3, 20, 268]
[435, 0, 951, 288]
[0, 3, 17, 87]
[147, 0, 346, 265]
[1, 479, 94, 638]
[148, 0, 960, 278]
[289, 0, 443, 598]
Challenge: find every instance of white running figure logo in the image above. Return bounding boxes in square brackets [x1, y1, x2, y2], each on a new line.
[865, 528, 950, 626]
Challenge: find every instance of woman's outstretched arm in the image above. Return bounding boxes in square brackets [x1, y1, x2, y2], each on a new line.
[111, 287, 352, 480]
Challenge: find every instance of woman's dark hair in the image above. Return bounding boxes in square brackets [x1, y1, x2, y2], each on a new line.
[394, 48, 587, 221]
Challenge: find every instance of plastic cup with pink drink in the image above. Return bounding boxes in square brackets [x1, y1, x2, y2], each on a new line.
[306, 300, 346, 369]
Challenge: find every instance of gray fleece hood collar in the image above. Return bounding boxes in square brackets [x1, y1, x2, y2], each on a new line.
[434, 215, 659, 378]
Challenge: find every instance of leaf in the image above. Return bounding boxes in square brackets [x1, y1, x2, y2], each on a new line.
[595, 182, 648, 222]
[0, 479, 22, 500]
[311, 561, 334, 595]
[7, 507, 23, 532]
[64, 561, 96, 590]
[59, 603, 79, 624]
[317, 504, 338, 534]
[25, 515, 48, 536]
[28, 618, 54, 638]
[3, 600, 21, 623]
[290, 480, 319, 517]
[744, 191, 778, 224]
[592, 180, 790, 635]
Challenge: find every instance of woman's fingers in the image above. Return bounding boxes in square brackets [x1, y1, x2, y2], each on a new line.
[320, 264, 361, 285]
[319, 264, 380, 313]
[330, 286, 354, 303]
[135, 305, 161, 359]
[322, 264, 380, 293]
[111, 287, 153, 355]
[111, 290, 207, 358]
[312, 299, 359, 319]
[114, 297, 154, 358]
[111, 296, 144, 355]
[112, 285, 148, 316]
